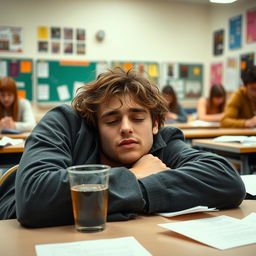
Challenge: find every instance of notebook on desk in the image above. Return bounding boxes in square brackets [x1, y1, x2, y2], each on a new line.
[0, 128, 23, 134]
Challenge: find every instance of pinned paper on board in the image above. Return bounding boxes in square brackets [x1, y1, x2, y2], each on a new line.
[38, 26, 49, 40]
[96, 62, 108, 77]
[16, 81, 25, 88]
[37, 84, 49, 100]
[10, 61, 19, 77]
[73, 81, 84, 97]
[17, 90, 26, 99]
[193, 67, 200, 76]
[20, 60, 32, 73]
[124, 62, 133, 71]
[57, 85, 70, 101]
[148, 64, 158, 77]
[37, 62, 49, 78]
[0, 61, 7, 77]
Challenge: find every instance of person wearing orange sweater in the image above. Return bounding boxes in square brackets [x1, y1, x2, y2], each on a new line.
[221, 66, 256, 128]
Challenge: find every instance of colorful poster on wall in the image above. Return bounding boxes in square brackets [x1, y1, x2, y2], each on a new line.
[0, 26, 23, 52]
[225, 57, 240, 91]
[229, 15, 242, 49]
[38, 26, 49, 40]
[213, 29, 224, 56]
[246, 8, 256, 43]
[240, 53, 255, 75]
[210, 63, 223, 85]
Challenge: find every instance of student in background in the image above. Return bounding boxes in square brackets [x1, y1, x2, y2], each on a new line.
[197, 83, 226, 122]
[221, 66, 256, 128]
[162, 85, 187, 123]
[0, 77, 36, 131]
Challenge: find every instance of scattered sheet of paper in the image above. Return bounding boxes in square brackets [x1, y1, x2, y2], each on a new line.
[241, 175, 256, 196]
[158, 215, 256, 250]
[35, 236, 152, 256]
[0, 136, 23, 147]
[158, 206, 217, 217]
[241, 213, 256, 228]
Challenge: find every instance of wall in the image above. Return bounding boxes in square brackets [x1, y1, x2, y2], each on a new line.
[0, 0, 255, 103]
[209, 0, 256, 90]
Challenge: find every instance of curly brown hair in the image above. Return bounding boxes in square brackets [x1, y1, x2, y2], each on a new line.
[72, 67, 168, 128]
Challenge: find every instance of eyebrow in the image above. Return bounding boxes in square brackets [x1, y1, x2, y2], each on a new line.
[100, 108, 147, 119]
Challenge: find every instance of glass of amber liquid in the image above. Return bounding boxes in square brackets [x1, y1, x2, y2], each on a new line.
[67, 164, 110, 232]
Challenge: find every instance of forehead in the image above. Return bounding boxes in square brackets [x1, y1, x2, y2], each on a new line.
[98, 94, 147, 114]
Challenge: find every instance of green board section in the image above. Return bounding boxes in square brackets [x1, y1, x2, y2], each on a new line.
[0, 58, 33, 100]
[36, 60, 100, 102]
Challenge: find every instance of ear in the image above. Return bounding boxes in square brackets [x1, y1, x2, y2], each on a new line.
[152, 120, 159, 135]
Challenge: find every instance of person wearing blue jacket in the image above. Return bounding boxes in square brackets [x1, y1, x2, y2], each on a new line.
[0, 67, 245, 227]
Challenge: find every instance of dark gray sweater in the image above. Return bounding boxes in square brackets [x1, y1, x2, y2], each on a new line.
[0, 104, 245, 227]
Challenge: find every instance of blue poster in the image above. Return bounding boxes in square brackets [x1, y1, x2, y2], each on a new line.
[229, 15, 242, 50]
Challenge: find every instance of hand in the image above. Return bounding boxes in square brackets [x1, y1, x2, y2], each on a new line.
[0, 117, 16, 129]
[244, 116, 256, 128]
[166, 112, 178, 120]
[130, 154, 170, 179]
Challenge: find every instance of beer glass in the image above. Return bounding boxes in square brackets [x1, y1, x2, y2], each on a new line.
[67, 164, 110, 232]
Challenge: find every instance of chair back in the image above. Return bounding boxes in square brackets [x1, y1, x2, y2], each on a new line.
[0, 165, 19, 186]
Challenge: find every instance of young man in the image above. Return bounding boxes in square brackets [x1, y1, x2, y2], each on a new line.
[221, 65, 256, 128]
[0, 68, 245, 227]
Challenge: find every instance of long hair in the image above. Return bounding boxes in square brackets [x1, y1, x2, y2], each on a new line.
[208, 83, 226, 114]
[162, 85, 178, 113]
[0, 77, 19, 121]
[72, 67, 168, 128]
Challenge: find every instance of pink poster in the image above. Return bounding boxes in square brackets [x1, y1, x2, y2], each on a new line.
[246, 8, 256, 43]
[210, 63, 223, 86]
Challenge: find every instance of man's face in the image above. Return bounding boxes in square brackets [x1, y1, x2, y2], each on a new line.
[97, 94, 159, 166]
[246, 83, 256, 102]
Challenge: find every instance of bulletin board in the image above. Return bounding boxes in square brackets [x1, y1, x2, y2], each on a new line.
[162, 62, 203, 100]
[0, 58, 33, 100]
[36, 60, 108, 102]
[111, 61, 160, 84]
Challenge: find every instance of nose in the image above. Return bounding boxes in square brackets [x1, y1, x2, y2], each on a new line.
[120, 117, 133, 136]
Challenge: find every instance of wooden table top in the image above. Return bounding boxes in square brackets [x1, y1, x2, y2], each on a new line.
[0, 200, 255, 256]
[192, 139, 256, 153]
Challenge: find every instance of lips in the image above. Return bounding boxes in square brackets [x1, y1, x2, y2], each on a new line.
[118, 139, 138, 147]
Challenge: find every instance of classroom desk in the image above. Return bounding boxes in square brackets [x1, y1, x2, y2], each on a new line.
[0, 132, 30, 139]
[0, 200, 255, 256]
[183, 128, 256, 139]
[167, 122, 220, 129]
[192, 139, 256, 174]
[0, 142, 25, 166]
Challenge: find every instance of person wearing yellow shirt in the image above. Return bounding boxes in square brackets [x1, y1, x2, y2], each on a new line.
[221, 66, 256, 128]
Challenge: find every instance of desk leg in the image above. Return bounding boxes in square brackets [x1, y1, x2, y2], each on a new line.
[241, 155, 250, 175]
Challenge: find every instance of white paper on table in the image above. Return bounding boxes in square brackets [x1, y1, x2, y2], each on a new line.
[0, 136, 23, 147]
[213, 135, 256, 145]
[37, 84, 49, 100]
[158, 206, 218, 217]
[241, 175, 256, 196]
[35, 236, 152, 256]
[241, 213, 256, 228]
[57, 85, 70, 101]
[37, 62, 49, 78]
[158, 215, 256, 250]
[189, 120, 219, 127]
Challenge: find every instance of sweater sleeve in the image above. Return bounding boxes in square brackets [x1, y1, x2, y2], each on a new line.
[176, 104, 188, 123]
[220, 92, 246, 128]
[15, 99, 36, 131]
[139, 128, 245, 213]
